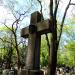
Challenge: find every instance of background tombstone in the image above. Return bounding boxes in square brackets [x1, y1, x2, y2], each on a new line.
[3, 69, 10, 75]
[9, 70, 14, 75]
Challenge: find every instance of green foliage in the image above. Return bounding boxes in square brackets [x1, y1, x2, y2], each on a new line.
[0, 26, 13, 32]
[57, 41, 75, 67]
[57, 17, 75, 67]
[65, 41, 75, 66]
[57, 50, 64, 65]
[19, 44, 27, 64]
[40, 34, 50, 67]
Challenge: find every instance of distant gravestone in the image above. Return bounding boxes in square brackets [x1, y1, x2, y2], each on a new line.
[3, 69, 10, 75]
[3, 68, 17, 75]
[21, 11, 52, 75]
[9, 70, 14, 75]
[10, 68, 17, 75]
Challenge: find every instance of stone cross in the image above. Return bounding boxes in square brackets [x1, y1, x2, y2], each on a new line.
[21, 11, 52, 75]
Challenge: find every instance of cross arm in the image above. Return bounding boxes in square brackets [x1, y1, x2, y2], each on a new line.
[21, 26, 29, 38]
[21, 19, 52, 38]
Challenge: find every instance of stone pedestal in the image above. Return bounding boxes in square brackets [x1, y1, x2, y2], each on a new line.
[18, 69, 44, 75]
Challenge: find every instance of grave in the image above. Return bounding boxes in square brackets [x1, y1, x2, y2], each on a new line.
[3, 69, 10, 75]
[21, 11, 52, 75]
[9, 70, 14, 75]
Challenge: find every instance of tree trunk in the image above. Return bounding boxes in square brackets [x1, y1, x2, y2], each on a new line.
[49, 19, 57, 75]
[14, 33, 21, 69]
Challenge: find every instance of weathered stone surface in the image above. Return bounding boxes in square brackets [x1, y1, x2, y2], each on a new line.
[29, 70, 44, 75]
[24, 11, 43, 71]
[18, 69, 27, 75]
[18, 69, 44, 75]
[21, 19, 51, 38]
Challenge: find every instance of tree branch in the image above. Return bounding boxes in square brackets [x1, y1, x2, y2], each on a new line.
[50, 0, 53, 19]
[45, 34, 50, 55]
[57, 0, 71, 49]
[0, 37, 15, 47]
[70, 3, 75, 5]
[54, 0, 60, 19]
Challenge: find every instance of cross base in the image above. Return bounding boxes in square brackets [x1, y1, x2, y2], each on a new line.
[18, 69, 44, 75]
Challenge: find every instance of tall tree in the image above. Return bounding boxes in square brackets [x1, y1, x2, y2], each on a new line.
[49, 0, 75, 75]
[36, 0, 75, 75]
[0, 0, 34, 69]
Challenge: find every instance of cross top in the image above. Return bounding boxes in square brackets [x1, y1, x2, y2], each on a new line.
[21, 11, 52, 38]
[30, 11, 43, 24]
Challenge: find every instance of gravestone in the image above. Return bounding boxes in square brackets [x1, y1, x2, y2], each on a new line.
[3, 69, 10, 75]
[9, 70, 14, 75]
[9, 68, 17, 75]
[21, 11, 52, 75]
